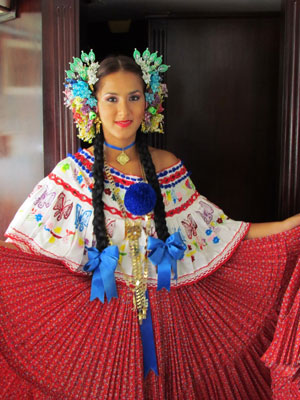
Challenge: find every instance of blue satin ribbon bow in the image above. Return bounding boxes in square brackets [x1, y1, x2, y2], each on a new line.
[147, 232, 186, 291]
[83, 245, 119, 303]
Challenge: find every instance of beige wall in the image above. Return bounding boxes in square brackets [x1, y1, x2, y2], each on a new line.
[0, 0, 43, 238]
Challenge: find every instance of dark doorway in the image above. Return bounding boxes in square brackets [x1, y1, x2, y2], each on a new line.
[164, 17, 281, 222]
[80, 5, 148, 61]
[80, 1, 282, 223]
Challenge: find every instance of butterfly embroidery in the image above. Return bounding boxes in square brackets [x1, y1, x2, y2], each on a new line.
[181, 214, 198, 239]
[106, 219, 116, 238]
[73, 167, 79, 182]
[171, 188, 177, 204]
[176, 192, 183, 202]
[53, 193, 73, 221]
[185, 179, 193, 190]
[29, 184, 43, 198]
[34, 186, 56, 209]
[166, 190, 172, 203]
[162, 192, 169, 206]
[48, 226, 63, 244]
[75, 204, 92, 232]
[186, 244, 196, 262]
[197, 201, 214, 225]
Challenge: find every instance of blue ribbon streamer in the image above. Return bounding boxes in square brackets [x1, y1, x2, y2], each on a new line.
[83, 245, 119, 303]
[147, 232, 186, 291]
[140, 291, 158, 377]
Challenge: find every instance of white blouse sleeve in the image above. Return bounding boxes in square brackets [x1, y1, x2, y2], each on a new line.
[158, 161, 250, 285]
[5, 156, 95, 273]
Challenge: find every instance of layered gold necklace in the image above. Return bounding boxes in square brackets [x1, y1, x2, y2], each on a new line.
[104, 161, 152, 324]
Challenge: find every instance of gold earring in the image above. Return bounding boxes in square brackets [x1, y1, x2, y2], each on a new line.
[94, 115, 102, 134]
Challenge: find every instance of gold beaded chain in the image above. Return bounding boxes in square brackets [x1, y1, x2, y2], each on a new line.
[104, 161, 152, 324]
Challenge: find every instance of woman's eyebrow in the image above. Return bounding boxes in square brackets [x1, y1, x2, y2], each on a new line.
[103, 90, 142, 95]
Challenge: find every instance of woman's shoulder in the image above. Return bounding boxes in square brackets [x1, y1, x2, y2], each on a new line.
[149, 147, 180, 173]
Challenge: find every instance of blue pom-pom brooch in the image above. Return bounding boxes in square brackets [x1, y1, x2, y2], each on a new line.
[124, 182, 157, 216]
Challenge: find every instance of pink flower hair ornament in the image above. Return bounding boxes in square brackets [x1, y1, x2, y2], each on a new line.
[64, 48, 170, 143]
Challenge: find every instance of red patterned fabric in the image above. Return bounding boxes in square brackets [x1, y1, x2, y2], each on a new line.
[261, 231, 300, 399]
[1, 227, 300, 399]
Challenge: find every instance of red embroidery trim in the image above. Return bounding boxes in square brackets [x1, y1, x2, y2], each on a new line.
[103, 204, 154, 220]
[49, 172, 199, 218]
[165, 192, 200, 217]
[75, 151, 188, 187]
[49, 174, 93, 206]
[158, 166, 187, 185]
[74, 152, 93, 172]
[103, 192, 200, 219]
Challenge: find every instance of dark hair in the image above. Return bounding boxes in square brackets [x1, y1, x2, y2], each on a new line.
[95, 55, 145, 89]
[92, 55, 169, 253]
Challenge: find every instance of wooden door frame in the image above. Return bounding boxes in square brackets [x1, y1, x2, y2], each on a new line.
[279, 0, 300, 218]
[41, 0, 300, 218]
[42, 0, 79, 176]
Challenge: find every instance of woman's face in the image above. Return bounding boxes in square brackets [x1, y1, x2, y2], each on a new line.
[96, 70, 145, 144]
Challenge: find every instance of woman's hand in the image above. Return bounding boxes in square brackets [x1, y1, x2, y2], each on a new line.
[245, 214, 300, 239]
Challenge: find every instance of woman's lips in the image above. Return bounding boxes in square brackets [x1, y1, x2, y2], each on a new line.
[115, 120, 132, 128]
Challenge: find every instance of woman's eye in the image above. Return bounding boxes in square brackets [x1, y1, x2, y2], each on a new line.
[107, 97, 117, 103]
[129, 95, 140, 101]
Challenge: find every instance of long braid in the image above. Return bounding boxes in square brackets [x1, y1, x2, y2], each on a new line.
[92, 131, 109, 252]
[136, 131, 170, 241]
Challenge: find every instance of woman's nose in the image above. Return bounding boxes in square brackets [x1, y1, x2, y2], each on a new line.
[117, 99, 130, 118]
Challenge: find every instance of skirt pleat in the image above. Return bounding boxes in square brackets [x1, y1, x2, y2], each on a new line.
[261, 232, 300, 399]
[1, 227, 300, 399]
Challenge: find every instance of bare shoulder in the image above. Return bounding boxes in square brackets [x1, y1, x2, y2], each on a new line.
[149, 147, 180, 172]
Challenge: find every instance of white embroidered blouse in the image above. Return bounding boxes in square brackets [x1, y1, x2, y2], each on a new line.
[5, 148, 250, 287]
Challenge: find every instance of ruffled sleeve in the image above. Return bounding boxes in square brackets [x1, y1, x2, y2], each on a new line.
[5, 154, 95, 273]
[158, 161, 250, 285]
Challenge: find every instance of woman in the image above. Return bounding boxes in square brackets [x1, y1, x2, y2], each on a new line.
[0, 49, 300, 399]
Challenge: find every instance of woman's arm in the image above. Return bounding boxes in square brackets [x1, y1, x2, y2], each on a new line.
[0, 240, 18, 250]
[245, 214, 300, 239]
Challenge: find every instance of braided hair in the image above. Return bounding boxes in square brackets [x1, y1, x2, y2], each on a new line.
[92, 55, 169, 252]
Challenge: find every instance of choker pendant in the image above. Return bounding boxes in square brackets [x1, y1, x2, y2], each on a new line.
[104, 140, 136, 166]
[117, 150, 130, 166]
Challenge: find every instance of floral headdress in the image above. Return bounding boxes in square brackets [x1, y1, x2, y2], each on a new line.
[133, 48, 169, 133]
[64, 50, 100, 143]
[64, 48, 170, 142]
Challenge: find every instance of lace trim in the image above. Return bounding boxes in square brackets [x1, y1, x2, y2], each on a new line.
[115, 222, 251, 288]
[6, 223, 250, 287]
[5, 230, 87, 275]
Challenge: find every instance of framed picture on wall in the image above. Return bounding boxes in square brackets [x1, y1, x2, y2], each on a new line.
[0, 0, 16, 23]
[1, 38, 42, 95]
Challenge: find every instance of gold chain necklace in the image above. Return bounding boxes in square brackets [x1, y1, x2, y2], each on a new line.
[104, 160, 151, 324]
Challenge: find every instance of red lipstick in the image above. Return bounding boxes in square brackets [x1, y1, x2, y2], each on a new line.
[115, 120, 132, 128]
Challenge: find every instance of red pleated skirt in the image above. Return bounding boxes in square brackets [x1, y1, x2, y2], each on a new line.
[1, 227, 300, 399]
